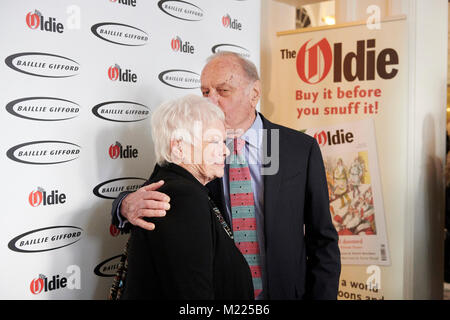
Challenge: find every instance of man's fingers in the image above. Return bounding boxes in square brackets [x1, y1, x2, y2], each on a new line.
[139, 208, 167, 218]
[143, 180, 165, 192]
[134, 218, 156, 231]
[121, 182, 169, 229]
[133, 209, 166, 231]
[141, 190, 170, 203]
[141, 199, 170, 210]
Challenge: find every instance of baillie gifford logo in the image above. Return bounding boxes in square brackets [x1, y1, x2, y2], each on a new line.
[94, 254, 124, 277]
[211, 43, 250, 59]
[92, 101, 150, 122]
[222, 14, 242, 30]
[108, 64, 137, 83]
[25, 9, 64, 33]
[91, 22, 148, 46]
[6, 97, 81, 122]
[5, 52, 80, 78]
[157, 0, 204, 21]
[29, 187, 66, 207]
[158, 69, 200, 89]
[93, 177, 146, 199]
[8, 226, 83, 253]
[171, 36, 194, 54]
[6, 140, 81, 165]
[109, 142, 138, 159]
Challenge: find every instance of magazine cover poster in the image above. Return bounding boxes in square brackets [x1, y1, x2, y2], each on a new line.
[305, 119, 390, 265]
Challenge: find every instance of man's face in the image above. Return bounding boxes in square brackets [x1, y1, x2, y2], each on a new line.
[200, 56, 260, 134]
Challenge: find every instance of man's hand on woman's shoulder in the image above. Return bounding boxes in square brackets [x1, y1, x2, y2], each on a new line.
[120, 180, 171, 231]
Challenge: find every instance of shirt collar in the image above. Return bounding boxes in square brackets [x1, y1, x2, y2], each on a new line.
[227, 112, 263, 149]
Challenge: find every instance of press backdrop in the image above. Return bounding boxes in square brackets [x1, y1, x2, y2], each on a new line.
[0, 0, 260, 299]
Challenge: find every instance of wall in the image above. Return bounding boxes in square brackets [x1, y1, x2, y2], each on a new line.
[260, 0, 296, 119]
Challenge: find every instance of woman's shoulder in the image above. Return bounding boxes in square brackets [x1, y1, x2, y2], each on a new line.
[149, 164, 210, 202]
[143, 177, 212, 230]
[159, 178, 208, 201]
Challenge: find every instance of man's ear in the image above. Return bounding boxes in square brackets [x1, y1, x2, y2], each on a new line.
[250, 80, 261, 108]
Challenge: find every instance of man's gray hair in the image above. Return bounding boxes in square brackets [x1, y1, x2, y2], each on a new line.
[206, 51, 260, 82]
[151, 94, 225, 165]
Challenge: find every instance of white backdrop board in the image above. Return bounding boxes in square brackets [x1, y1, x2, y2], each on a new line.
[0, 0, 260, 299]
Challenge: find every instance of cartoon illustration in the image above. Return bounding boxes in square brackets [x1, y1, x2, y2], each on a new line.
[333, 158, 351, 209]
[325, 152, 376, 236]
[348, 156, 365, 198]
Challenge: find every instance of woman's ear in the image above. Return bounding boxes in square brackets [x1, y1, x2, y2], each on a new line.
[170, 139, 184, 162]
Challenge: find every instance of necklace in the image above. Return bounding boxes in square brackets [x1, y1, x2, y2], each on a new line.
[209, 197, 234, 240]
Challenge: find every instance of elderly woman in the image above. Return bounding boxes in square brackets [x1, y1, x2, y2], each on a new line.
[120, 94, 253, 300]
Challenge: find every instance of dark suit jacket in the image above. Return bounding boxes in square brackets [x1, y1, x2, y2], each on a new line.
[112, 113, 341, 300]
[120, 163, 253, 300]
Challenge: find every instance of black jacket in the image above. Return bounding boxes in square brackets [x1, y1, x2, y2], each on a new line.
[120, 163, 253, 300]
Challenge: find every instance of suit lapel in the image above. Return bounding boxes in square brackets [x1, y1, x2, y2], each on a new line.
[260, 114, 282, 237]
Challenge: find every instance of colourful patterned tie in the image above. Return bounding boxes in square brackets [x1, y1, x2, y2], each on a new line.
[229, 137, 262, 298]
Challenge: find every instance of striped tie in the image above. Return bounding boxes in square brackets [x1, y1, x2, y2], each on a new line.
[229, 137, 262, 298]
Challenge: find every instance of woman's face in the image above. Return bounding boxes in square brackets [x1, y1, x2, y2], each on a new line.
[197, 119, 229, 182]
[177, 119, 229, 184]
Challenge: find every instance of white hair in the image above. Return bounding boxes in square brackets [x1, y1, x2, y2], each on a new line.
[151, 94, 225, 165]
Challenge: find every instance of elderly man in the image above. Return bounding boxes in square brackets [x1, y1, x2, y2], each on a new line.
[111, 52, 341, 300]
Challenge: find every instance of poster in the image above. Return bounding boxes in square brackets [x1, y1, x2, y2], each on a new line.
[305, 119, 389, 265]
[273, 17, 408, 299]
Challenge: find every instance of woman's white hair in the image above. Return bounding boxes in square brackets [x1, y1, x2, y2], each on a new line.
[151, 94, 225, 165]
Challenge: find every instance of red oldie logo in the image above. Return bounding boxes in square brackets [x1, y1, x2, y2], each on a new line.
[170, 36, 194, 54]
[25, 9, 64, 33]
[29, 188, 44, 207]
[221, 14, 242, 30]
[314, 129, 354, 147]
[109, 142, 121, 159]
[26, 11, 41, 29]
[108, 65, 120, 81]
[110, 224, 120, 237]
[108, 142, 138, 159]
[29, 270, 80, 294]
[107, 64, 137, 82]
[30, 277, 44, 295]
[296, 38, 332, 84]
[110, 0, 137, 6]
[314, 131, 328, 147]
[171, 36, 181, 51]
[222, 14, 231, 27]
[295, 38, 399, 83]
[28, 187, 66, 207]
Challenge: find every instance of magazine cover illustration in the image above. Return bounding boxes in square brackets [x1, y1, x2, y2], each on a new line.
[306, 119, 390, 265]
